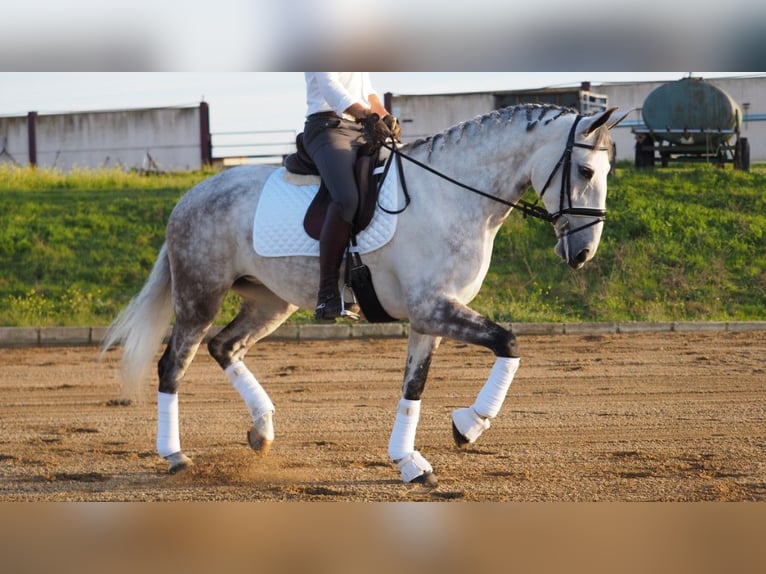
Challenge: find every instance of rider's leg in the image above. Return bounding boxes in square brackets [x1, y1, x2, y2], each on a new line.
[302, 118, 362, 320]
[315, 201, 353, 320]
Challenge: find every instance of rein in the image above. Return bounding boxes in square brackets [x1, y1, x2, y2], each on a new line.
[379, 114, 611, 236]
[379, 141, 554, 223]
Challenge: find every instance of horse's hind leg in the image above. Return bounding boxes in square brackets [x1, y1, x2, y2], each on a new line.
[157, 327, 216, 473]
[208, 282, 297, 456]
[156, 288, 227, 473]
[388, 331, 441, 486]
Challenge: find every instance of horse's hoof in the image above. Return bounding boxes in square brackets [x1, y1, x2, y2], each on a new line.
[165, 452, 193, 474]
[247, 411, 274, 455]
[409, 471, 438, 488]
[451, 420, 470, 448]
[247, 427, 273, 456]
[451, 407, 490, 447]
[396, 451, 435, 486]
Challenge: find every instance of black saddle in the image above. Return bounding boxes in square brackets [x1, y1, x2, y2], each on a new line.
[284, 133, 391, 240]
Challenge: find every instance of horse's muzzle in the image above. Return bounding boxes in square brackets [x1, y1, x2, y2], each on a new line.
[555, 234, 595, 269]
[554, 215, 601, 269]
[571, 248, 590, 269]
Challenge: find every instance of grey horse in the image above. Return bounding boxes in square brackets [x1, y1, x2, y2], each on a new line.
[102, 104, 627, 485]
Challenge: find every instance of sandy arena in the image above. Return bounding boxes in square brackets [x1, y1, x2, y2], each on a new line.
[1, 330, 765, 501]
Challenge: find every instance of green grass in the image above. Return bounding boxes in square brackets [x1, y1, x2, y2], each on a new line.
[0, 166, 211, 325]
[475, 163, 766, 322]
[1, 163, 765, 326]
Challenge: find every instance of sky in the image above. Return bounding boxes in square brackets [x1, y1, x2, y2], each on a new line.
[1, 73, 760, 139]
[1, 1, 764, 141]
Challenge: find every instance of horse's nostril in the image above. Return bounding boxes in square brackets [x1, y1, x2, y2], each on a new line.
[575, 249, 589, 264]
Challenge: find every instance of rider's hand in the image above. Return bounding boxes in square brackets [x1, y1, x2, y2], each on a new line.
[360, 113, 393, 145]
[382, 115, 401, 142]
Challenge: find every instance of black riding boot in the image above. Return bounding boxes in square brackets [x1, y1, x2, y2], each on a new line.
[315, 203, 353, 321]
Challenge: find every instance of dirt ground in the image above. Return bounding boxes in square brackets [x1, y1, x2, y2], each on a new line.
[1, 330, 765, 501]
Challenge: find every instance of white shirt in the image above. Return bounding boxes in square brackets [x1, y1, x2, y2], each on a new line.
[305, 72, 377, 118]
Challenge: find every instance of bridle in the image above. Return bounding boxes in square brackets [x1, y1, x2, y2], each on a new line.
[537, 114, 611, 240]
[379, 113, 611, 240]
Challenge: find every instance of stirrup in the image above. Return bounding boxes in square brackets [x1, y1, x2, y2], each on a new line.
[341, 285, 360, 321]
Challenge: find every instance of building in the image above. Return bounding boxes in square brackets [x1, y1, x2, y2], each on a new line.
[386, 75, 766, 164]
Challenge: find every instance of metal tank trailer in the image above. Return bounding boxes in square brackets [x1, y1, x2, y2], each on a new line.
[634, 76, 750, 171]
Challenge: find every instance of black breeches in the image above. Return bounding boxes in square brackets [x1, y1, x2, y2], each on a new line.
[303, 115, 366, 223]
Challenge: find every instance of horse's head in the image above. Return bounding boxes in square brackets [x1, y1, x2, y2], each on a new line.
[532, 108, 629, 269]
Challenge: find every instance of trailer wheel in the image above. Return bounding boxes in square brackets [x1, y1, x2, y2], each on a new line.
[634, 135, 655, 168]
[734, 137, 750, 171]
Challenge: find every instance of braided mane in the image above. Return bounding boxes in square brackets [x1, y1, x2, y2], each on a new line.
[406, 103, 611, 157]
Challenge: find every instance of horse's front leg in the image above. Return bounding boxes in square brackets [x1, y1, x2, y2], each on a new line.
[388, 331, 441, 486]
[412, 298, 520, 447]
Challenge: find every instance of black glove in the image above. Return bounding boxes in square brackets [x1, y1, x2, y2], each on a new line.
[382, 114, 401, 142]
[359, 113, 392, 146]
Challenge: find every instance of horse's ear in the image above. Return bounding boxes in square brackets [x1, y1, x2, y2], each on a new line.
[605, 108, 632, 130]
[579, 107, 631, 136]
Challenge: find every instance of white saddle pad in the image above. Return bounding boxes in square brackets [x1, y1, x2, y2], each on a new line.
[253, 166, 400, 257]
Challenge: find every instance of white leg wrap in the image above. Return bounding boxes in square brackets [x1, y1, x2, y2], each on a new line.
[157, 391, 181, 458]
[396, 451, 433, 483]
[225, 361, 275, 420]
[388, 398, 421, 461]
[451, 406, 491, 443]
[451, 357, 520, 444]
[473, 357, 520, 418]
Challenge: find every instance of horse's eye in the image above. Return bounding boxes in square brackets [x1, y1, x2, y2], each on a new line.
[578, 165, 594, 179]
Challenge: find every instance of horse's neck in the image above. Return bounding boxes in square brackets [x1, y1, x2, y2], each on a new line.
[404, 116, 554, 226]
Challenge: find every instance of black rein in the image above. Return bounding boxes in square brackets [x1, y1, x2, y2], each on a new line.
[379, 114, 611, 234]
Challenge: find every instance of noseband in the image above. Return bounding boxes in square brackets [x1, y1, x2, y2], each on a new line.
[538, 114, 611, 239]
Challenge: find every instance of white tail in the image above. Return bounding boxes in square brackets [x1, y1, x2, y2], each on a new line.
[100, 243, 174, 400]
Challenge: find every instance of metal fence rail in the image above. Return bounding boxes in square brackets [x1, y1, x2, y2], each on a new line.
[211, 128, 297, 164]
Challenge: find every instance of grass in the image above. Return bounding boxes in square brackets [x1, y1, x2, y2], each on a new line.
[0, 166, 208, 325]
[1, 163, 764, 326]
[475, 163, 766, 322]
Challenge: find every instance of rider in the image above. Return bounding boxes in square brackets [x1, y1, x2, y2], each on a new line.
[303, 72, 397, 321]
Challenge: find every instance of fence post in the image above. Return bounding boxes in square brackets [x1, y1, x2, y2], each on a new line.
[199, 101, 212, 166]
[27, 111, 38, 167]
[384, 92, 393, 114]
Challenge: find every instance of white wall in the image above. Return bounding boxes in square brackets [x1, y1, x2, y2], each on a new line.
[0, 105, 204, 171]
[0, 116, 29, 166]
[391, 93, 495, 143]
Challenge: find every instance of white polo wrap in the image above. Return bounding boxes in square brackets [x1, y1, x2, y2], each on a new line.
[157, 391, 181, 458]
[388, 398, 421, 462]
[225, 361, 275, 420]
[473, 357, 520, 418]
[451, 357, 520, 444]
